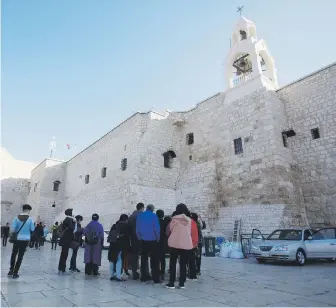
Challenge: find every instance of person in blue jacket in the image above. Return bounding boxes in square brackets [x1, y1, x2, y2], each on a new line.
[136, 204, 160, 283]
[8, 204, 35, 278]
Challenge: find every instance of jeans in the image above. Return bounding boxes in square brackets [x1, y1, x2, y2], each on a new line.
[10, 241, 29, 274]
[188, 248, 197, 279]
[58, 246, 69, 272]
[169, 248, 190, 286]
[158, 251, 166, 275]
[196, 245, 202, 273]
[3, 236, 8, 246]
[110, 251, 122, 279]
[51, 238, 58, 250]
[70, 246, 79, 269]
[141, 241, 159, 282]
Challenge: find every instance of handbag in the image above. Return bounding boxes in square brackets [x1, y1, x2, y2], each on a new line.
[69, 240, 80, 250]
[9, 217, 28, 243]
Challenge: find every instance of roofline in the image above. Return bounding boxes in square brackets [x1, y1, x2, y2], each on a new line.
[277, 62, 336, 92]
[1, 147, 37, 165]
[67, 111, 148, 163]
[31, 158, 65, 173]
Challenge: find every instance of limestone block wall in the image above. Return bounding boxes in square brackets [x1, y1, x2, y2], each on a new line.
[1, 179, 30, 224]
[170, 88, 303, 234]
[277, 63, 336, 227]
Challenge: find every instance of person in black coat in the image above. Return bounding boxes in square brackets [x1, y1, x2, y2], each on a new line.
[58, 209, 75, 274]
[156, 210, 169, 280]
[108, 214, 130, 281]
[2, 223, 10, 247]
[128, 202, 145, 280]
[69, 215, 83, 272]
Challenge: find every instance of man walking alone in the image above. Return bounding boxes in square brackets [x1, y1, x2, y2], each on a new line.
[2, 223, 10, 247]
[136, 204, 160, 283]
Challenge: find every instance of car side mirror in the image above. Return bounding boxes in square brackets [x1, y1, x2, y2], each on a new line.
[307, 236, 313, 240]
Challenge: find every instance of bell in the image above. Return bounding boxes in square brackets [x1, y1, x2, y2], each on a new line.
[239, 60, 247, 67]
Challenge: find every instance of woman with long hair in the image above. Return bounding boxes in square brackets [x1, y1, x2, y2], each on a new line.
[166, 204, 198, 289]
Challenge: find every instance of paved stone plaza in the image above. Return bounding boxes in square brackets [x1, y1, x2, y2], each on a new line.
[1, 243, 336, 307]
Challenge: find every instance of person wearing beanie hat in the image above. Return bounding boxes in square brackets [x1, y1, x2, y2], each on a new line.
[8, 204, 35, 279]
[57, 209, 75, 274]
[83, 213, 104, 275]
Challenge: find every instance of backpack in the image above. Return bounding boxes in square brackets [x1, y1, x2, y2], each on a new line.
[107, 224, 122, 243]
[85, 227, 99, 245]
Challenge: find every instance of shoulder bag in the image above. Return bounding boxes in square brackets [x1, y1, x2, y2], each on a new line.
[9, 217, 29, 243]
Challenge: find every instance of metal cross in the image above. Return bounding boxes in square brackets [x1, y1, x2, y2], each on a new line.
[237, 6, 244, 16]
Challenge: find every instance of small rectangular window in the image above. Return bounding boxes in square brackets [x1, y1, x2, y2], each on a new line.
[282, 133, 288, 148]
[234, 138, 243, 155]
[53, 181, 60, 192]
[189, 155, 192, 161]
[85, 175, 90, 184]
[34, 183, 38, 192]
[101, 167, 107, 178]
[311, 128, 320, 140]
[27, 182, 31, 194]
[186, 133, 194, 145]
[121, 158, 127, 171]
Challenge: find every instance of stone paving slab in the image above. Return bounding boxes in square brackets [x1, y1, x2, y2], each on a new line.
[2, 243, 336, 307]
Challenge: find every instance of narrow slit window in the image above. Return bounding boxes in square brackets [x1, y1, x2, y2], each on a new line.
[101, 167, 107, 178]
[85, 175, 90, 184]
[186, 133, 194, 145]
[53, 181, 60, 191]
[121, 158, 127, 171]
[189, 155, 193, 161]
[34, 183, 38, 192]
[234, 138, 243, 155]
[282, 133, 288, 148]
[27, 182, 31, 194]
[311, 128, 320, 140]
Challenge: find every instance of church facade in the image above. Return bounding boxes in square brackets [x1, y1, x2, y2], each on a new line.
[4, 17, 336, 237]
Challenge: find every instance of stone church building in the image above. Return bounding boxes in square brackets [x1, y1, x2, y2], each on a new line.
[2, 16, 336, 237]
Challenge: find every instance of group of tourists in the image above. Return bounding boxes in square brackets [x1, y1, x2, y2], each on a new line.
[6, 202, 206, 289]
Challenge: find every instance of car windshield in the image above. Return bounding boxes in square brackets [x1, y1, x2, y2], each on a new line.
[267, 230, 302, 240]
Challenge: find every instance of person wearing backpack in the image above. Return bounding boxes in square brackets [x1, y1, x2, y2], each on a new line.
[7, 204, 35, 279]
[108, 214, 130, 281]
[58, 209, 75, 274]
[84, 213, 104, 275]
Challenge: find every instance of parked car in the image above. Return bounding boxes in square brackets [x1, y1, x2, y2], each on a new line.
[250, 227, 336, 266]
[81, 230, 110, 249]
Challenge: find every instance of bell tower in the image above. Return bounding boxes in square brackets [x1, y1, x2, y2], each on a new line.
[224, 15, 279, 91]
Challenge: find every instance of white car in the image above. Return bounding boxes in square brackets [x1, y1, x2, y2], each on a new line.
[81, 230, 110, 249]
[250, 227, 336, 265]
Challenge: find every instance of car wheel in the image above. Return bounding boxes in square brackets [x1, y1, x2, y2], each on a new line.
[256, 258, 266, 264]
[296, 249, 306, 266]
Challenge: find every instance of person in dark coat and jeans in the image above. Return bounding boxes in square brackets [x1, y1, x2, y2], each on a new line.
[156, 210, 168, 281]
[136, 204, 160, 283]
[108, 214, 130, 281]
[195, 214, 206, 275]
[128, 202, 144, 280]
[69, 215, 83, 272]
[2, 223, 10, 247]
[58, 209, 75, 274]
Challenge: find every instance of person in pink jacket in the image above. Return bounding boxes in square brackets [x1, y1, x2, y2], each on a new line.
[166, 203, 198, 289]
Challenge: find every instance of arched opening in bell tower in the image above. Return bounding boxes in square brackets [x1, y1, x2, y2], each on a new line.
[231, 53, 253, 87]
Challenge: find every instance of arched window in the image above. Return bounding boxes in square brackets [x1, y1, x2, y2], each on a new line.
[53, 181, 61, 192]
[162, 150, 176, 169]
[240, 30, 247, 40]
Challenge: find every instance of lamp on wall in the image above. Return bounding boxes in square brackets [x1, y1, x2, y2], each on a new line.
[52, 202, 56, 208]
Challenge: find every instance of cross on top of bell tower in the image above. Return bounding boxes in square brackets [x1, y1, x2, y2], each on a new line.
[237, 6, 244, 16]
